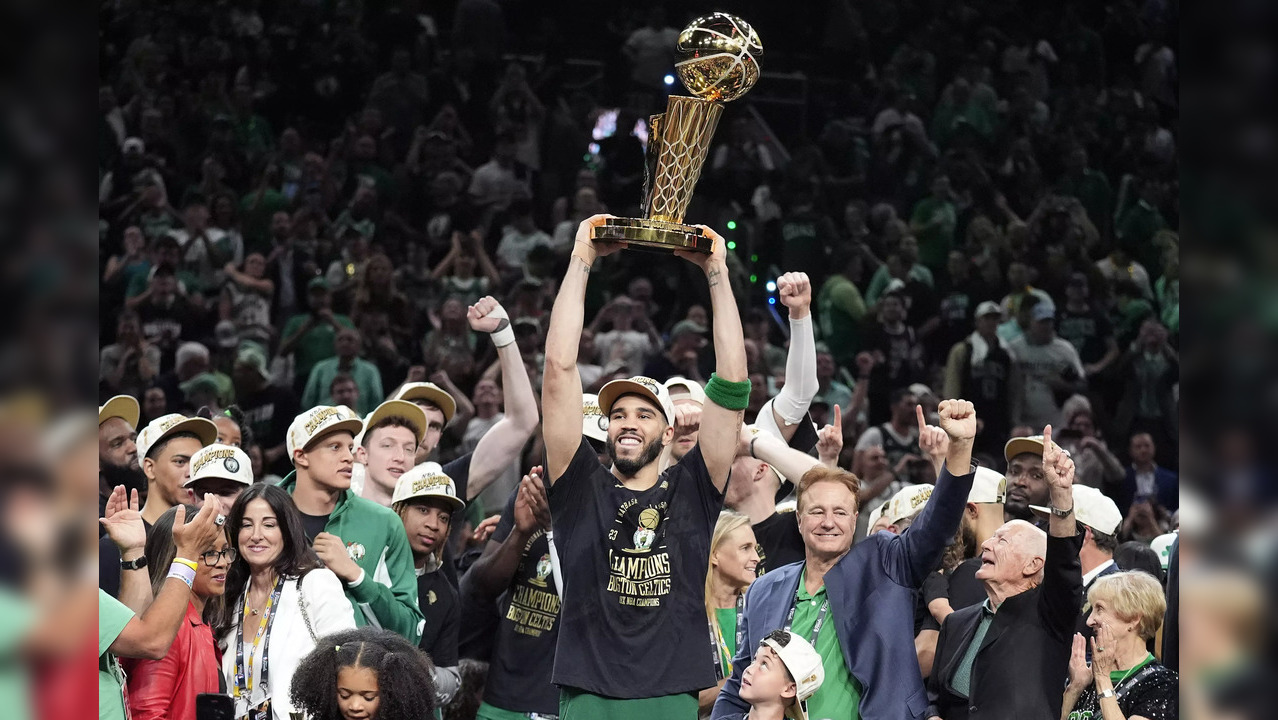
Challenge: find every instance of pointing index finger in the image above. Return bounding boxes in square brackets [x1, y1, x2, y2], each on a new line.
[916, 404, 927, 434]
[833, 404, 842, 431]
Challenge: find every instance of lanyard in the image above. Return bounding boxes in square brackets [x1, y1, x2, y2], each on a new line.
[234, 575, 284, 700]
[708, 594, 746, 680]
[784, 593, 830, 645]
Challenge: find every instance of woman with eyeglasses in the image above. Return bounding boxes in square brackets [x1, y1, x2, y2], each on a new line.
[211, 484, 357, 720]
[123, 504, 231, 720]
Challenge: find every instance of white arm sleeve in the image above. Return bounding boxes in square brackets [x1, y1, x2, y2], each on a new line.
[772, 315, 818, 425]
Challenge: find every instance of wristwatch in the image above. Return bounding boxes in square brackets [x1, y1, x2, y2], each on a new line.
[121, 556, 148, 571]
[1098, 688, 1115, 700]
[1049, 504, 1074, 519]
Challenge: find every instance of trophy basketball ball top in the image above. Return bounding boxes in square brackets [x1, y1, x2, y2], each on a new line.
[591, 13, 763, 253]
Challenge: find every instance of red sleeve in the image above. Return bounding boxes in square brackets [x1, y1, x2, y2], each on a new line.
[126, 624, 188, 720]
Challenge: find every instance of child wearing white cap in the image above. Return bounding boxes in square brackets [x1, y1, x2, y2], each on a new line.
[738, 629, 825, 720]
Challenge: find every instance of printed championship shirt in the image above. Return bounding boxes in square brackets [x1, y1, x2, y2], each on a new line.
[549, 438, 723, 698]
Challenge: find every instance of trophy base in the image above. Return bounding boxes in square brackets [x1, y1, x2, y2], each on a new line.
[591, 217, 713, 254]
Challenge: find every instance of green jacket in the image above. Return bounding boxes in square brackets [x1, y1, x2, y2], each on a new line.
[280, 472, 424, 643]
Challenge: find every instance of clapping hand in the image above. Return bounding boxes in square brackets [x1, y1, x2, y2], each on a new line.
[99, 485, 147, 555]
[472, 514, 502, 543]
[916, 405, 950, 476]
[1067, 633, 1094, 690]
[816, 405, 843, 467]
[513, 467, 551, 534]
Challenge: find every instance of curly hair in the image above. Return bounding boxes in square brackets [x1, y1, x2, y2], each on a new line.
[290, 627, 437, 720]
[197, 404, 255, 450]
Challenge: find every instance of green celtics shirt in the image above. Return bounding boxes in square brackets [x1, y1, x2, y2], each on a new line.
[548, 438, 724, 698]
[791, 572, 863, 720]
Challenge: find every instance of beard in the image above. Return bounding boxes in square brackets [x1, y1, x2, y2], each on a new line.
[101, 461, 148, 498]
[607, 434, 665, 477]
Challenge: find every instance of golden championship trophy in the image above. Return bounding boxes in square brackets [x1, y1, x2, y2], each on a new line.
[592, 12, 763, 253]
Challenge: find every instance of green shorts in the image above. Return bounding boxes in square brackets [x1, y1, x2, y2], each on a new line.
[559, 688, 697, 720]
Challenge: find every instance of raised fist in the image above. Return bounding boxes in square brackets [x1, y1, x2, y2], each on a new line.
[467, 296, 507, 333]
[776, 272, 812, 318]
[935, 399, 977, 443]
[916, 405, 950, 474]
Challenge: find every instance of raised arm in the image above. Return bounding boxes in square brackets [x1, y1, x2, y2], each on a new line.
[463, 296, 540, 499]
[543, 215, 620, 482]
[1039, 425, 1085, 639]
[770, 272, 818, 442]
[99, 486, 153, 613]
[748, 430, 821, 483]
[677, 226, 748, 492]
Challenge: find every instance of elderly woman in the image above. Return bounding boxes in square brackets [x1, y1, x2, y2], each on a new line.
[1062, 571, 1178, 720]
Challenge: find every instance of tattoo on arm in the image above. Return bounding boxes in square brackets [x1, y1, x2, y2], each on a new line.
[707, 269, 722, 288]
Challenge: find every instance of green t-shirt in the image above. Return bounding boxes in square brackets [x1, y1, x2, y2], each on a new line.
[909, 196, 957, 273]
[715, 606, 739, 676]
[792, 575, 862, 720]
[98, 590, 134, 720]
[818, 275, 868, 365]
[0, 590, 34, 720]
[281, 313, 356, 380]
[558, 687, 696, 720]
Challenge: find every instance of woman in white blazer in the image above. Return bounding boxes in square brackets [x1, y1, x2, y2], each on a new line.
[212, 484, 357, 720]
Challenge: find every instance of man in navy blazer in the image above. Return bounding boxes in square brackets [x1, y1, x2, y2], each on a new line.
[1118, 432, 1178, 513]
[712, 401, 979, 720]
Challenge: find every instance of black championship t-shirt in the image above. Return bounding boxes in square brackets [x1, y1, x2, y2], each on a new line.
[417, 567, 460, 666]
[482, 488, 562, 714]
[921, 557, 985, 632]
[751, 510, 805, 576]
[549, 437, 724, 698]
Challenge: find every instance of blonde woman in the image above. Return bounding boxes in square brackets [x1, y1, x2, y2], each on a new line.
[1062, 571, 1178, 720]
[698, 512, 761, 715]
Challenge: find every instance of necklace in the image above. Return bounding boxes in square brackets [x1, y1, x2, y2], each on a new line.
[1114, 653, 1151, 688]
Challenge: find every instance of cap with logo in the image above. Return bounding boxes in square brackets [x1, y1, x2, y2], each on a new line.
[864, 502, 886, 538]
[968, 467, 1007, 504]
[1004, 434, 1072, 463]
[136, 413, 218, 460]
[359, 399, 429, 447]
[1030, 484, 1122, 535]
[885, 483, 934, 524]
[1149, 531, 1177, 569]
[392, 461, 466, 512]
[759, 630, 825, 720]
[664, 376, 706, 405]
[392, 382, 457, 424]
[597, 375, 675, 426]
[286, 405, 365, 462]
[581, 393, 609, 443]
[185, 443, 254, 488]
[99, 395, 140, 429]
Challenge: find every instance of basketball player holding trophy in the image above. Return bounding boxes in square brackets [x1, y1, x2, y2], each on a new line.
[540, 16, 761, 717]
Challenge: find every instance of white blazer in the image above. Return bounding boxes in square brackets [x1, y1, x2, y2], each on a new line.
[220, 569, 357, 720]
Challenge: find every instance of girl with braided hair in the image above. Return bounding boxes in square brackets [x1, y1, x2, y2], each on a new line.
[291, 626, 438, 720]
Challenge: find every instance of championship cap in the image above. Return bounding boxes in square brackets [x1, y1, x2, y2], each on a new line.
[968, 467, 1007, 504]
[360, 399, 429, 446]
[286, 405, 364, 461]
[136, 413, 218, 461]
[99, 395, 140, 429]
[664, 376, 706, 405]
[185, 443, 254, 488]
[759, 630, 825, 720]
[1004, 435, 1072, 463]
[392, 382, 457, 424]
[1150, 532, 1177, 569]
[392, 461, 465, 512]
[597, 375, 675, 425]
[885, 484, 934, 524]
[582, 394, 609, 443]
[1030, 484, 1122, 535]
[864, 502, 886, 538]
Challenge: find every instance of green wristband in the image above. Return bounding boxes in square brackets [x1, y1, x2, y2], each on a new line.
[704, 373, 752, 411]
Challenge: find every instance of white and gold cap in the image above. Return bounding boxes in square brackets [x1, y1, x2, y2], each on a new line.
[597, 375, 675, 425]
[136, 413, 218, 460]
[99, 395, 140, 429]
[759, 630, 825, 720]
[968, 467, 1007, 504]
[392, 461, 465, 512]
[664, 376, 706, 405]
[392, 382, 457, 424]
[185, 443, 254, 487]
[582, 393, 609, 443]
[286, 405, 364, 462]
[884, 483, 934, 524]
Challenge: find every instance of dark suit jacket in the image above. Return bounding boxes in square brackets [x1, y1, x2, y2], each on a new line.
[927, 531, 1084, 720]
[1076, 560, 1121, 640]
[1118, 465, 1178, 514]
[712, 464, 975, 720]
